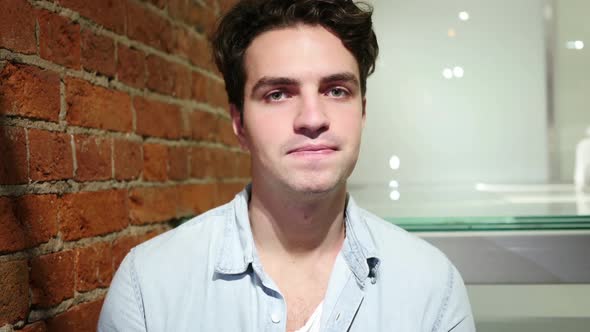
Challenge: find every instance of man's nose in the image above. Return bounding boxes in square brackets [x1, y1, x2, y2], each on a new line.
[293, 94, 329, 138]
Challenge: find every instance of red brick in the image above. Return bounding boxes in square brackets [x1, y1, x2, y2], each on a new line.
[191, 71, 208, 102]
[173, 64, 192, 99]
[178, 183, 217, 216]
[81, 29, 116, 77]
[236, 153, 251, 178]
[218, 0, 239, 15]
[0, 0, 36, 54]
[0, 63, 61, 122]
[169, 0, 217, 36]
[59, 190, 128, 241]
[146, 57, 191, 98]
[209, 80, 229, 110]
[190, 147, 239, 178]
[75, 242, 113, 292]
[134, 97, 183, 139]
[30, 250, 76, 308]
[172, 26, 191, 61]
[190, 111, 218, 141]
[142, 143, 168, 181]
[188, 35, 213, 70]
[126, 0, 174, 52]
[66, 78, 133, 132]
[57, 0, 126, 34]
[28, 129, 74, 182]
[20, 321, 47, 332]
[128, 186, 180, 224]
[117, 44, 145, 89]
[38, 10, 81, 69]
[0, 196, 28, 253]
[46, 299, 104, 332]
[0, 195, 58, 253]
[214, 149, 238, 178]
[112, 230, 161, 269]
[216, 182, 244, 205]
[168, 146, 189, 180]
[0, 259, 29, 325]
[0, 126, 28, 184]
[145, 55, 174, 95]
[74, 135, 112, 181]
[190, 147, 216, 178]
[147, 0, 166, 9]
[113, 139, 142, 180]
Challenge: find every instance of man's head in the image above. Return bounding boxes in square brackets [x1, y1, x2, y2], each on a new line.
[212, 0, 379, 197]
[212, 0, 379, 113]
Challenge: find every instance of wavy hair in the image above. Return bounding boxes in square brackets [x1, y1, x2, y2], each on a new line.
[212, 0, 379, 112]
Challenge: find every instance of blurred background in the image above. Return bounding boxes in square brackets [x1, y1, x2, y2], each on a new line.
[350, 0, 590, 331]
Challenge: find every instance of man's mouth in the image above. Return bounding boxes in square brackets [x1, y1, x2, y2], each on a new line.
[287, 144, 339, 155]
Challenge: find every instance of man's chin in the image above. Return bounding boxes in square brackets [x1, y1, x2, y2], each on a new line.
[288, 179, 344, 197]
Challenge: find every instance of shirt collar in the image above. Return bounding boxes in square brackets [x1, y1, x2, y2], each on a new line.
[214, 184, 381, 285]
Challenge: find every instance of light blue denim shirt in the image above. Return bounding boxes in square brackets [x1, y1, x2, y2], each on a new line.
[98, 186, 475, 331]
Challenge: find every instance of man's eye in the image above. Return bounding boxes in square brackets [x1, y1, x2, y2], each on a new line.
[266, 91, 287, 101]
[327, 87, 349, 98]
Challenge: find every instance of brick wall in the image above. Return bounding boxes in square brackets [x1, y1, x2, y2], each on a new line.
[0, 0, 247, 330]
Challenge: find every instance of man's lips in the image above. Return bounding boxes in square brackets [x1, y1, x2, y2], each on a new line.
[287, 144, 339, 154]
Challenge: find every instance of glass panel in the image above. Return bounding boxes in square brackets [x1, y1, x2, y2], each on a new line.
[350, 0, 590, 230]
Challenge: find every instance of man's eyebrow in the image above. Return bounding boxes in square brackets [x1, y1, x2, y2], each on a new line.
[251, 77, 300, 96]
[250, 72, 359, 96]
[320, 72, 359, 87]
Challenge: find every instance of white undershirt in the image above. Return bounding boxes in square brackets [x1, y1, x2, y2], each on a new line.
[294, 300, 323, 332]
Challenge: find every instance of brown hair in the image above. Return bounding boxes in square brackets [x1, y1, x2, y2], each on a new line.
[212, 0, 379, 112]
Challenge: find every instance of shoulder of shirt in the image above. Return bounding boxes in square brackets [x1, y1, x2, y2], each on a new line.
[128, 202, 231, 267]
[357, 206, 453, 277]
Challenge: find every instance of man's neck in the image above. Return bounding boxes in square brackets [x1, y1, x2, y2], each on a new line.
[248, 181, 347, 262]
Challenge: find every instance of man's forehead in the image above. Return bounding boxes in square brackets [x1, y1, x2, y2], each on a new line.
[243, 25, 360, 87]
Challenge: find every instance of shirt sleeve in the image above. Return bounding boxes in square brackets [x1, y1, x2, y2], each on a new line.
[434, 263, 477, 332]
[98, 249, 147, 332]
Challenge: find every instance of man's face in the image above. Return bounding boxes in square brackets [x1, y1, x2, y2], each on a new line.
[233, 24, 365, 196]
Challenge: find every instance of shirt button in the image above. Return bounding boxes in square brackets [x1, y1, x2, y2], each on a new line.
[271, 312, 281, 324]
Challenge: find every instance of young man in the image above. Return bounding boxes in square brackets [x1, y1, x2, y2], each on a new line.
[99, 0, 475, 331]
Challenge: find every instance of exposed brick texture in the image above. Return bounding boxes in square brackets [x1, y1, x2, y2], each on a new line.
[190, 111, 219, 141]
[113, 139, 143, 180]
[74, 134, 112, 181]
[75, 242, 113, 292]
[28, 129, 74, 182]
[126, 0, 174, 52]
[0, 259, 29, 325]
[129, 186, 181, 224]
[57, 0, 126, 34]
[59, 190, 129, 241]
[0, 126, 28, 184]
[0, 0, 248, 327]
[0, 0, 36, 54]
[117, 44, 145, 88]
[46, 299, 104, 332]
[135, 97, 183, 139]
[0, 195, 58, 253]
[30, 250, 76, 308]
[0, 63, 61, 122]
[66, 78, 133, 132]
[38, 10, 81, 69]
[142, 143, 168, 181]
[81, 29, 116, 77]
[20, 321, 47, 332]
[167, 146, 189, 180]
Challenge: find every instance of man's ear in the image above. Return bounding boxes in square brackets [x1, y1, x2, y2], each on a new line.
[230, 104, 249, 151]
